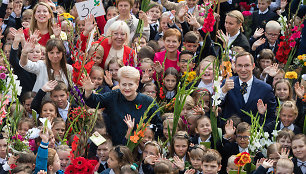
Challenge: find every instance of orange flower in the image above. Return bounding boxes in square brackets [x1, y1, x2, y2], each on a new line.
[240, 153, 251, 164]
[221, 61, 232, 78]
[137, 130, 145, 138]
[130, 132, 139, 143]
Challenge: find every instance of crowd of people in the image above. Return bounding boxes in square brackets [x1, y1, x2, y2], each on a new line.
[0, 0, 305, 173]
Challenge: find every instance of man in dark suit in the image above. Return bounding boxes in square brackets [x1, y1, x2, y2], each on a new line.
[220, 52, 277, 125]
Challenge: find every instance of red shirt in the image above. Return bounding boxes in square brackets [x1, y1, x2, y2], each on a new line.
[23, 28, 51, 47]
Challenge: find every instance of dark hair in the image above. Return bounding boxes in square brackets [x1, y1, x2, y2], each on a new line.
[147, 40, 160, 53]
[154, 160, 173, 174]
[201, 149, 222, 165]
[138, 46, 155, 60]
[141, 82, 157, 93]
[179, 50, 194, 62]
[39, 100, 60, 118]
[169, 131, 190, 157]
[236, 122, 251, 134]
[132, 33, 148, 43]
[21, 91, 37, 104]
[45, 39, 69, 86]
[164, 67, 179, 90]
[111, 146, 134, 168]
[11, 165, 32, 174]
[16, 152, 36, 164]
[183, 31, 199, 43]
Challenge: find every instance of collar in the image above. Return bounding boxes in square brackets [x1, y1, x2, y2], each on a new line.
[109, 169, 115, 174]
[280, 122, 295, 131]
[269, 42, 276, 47]
[230, 30, 240, 39]
[0, 158, 6, 164]
[238, 145, 249, 153]
[297, 159, 306, 167]
[151, 22, 159, 27]
[100, 161, 107, 165]
[239, 76, 253, 87]
[198, 135, 211, 143]
[58, 101, 69, 111]
[188, 6, 196, 13]
[259, 8, 269, 14]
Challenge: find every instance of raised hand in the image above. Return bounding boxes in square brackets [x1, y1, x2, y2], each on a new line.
[186, 13, 200, 28]
[42, 80, 58, 92]
[80, 74, 95, 96]
[253, 28, 264, 39]
[257, 99, 267, 115]
[173, 156, 185, 171]
[37, 170, 47, 174]
[294, 82, 305, 99]
[83, 15, 96, 36]
[178, 5, 188, 22]
[193, 105, 205, 115]
[104, 70, 113, 87]
[40, 127, 50, 144]
[123, 114, 135, 130]
[184, 169, 196, 174]
[278, 148, 290, 159]
[153, 61, 163, 74]
[139, 10, 148, 26]
[51, 23, 62, 38]
[217, 30, 229, 48]
[221, 76, 234, 93]
[256, 158, 265, 169]
[262, 159, 274, 169]
[144, 155, 159, 165]
[31, 30, 41, 42]
[252, 38, 266, 51]
[22, 37, 36, 54]
[224, 119, 236, 137]
[266, 63, 279, 77]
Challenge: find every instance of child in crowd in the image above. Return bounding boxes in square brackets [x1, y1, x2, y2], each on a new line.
[106, 6, 119, 21]
[254, 49, 274, 81]
[56, 145, 71, 171]
[106, 58, 124, 88]
[89, 66, 111, 94]
[96, 138, 113, 173]
[189, 145, 206, 173]
[88, 43, 104, 66]
[141, 82, 158, 99]
[146, 2, 163, 40]
[169, 131, 190, 160]
[161, 67, 179, 101]
[178, 50, 195, 73]
[291, 134, 306, 174]
[139, 58, 155, 85]
[154, 160, 174, 174]
[131, 34, 148, 53]
[195, 57, 215, 94]
[17, 117, 34, 138]
[276, 128, 295, 150]
[140, 141, 161, 174]
[51, 117, 66, 145]
[226, 155, 239, 173]
[21, 91, 36, 117]
[201, 149, 222, 174]
[192, 88, 212, 114]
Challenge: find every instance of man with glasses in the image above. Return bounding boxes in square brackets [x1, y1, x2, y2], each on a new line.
[220, 52, 277, 125]
[251, 20, 281, 59]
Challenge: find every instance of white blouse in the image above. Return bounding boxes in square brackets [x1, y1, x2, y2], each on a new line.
[20, 60, 73, 92]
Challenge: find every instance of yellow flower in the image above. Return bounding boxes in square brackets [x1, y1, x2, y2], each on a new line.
[304, 62, 306, 66]
[285, 71, 298, 79]
[60, 13, 75, 19]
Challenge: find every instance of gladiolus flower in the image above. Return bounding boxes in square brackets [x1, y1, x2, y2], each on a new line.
[130, 131, 140, 143]
[242, 11, 252, 16]
[285, 71, 298, 79]
[0, 73, 6, 79]
[289, 41, 296, 47]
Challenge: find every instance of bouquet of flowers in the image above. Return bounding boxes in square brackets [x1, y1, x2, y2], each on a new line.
[231, 152, 251, 174]
[65, 156, 99, 174]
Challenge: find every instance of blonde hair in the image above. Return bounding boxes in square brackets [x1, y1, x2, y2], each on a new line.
[90, 43, 104, 59]
[276, 128, 295, 142]
[189, 145, 207, 159]
[30, 2, 54, 35]
[226, 10, 244, 32]
[276, 158, 294, 173]
[154, 160, 173, 174]
[106, 21, 130, 45]
[117, 66, 140, 82]
[184, 95, 195, 110]
[22, 9, 33, 17]
[280, 100, 298, 117]
[139, 58, 154, 66]
[267, 143, 281, 157]
[56, 144, 71, 152]
[265, 20, 281, 31]
[227, 155, 237, 166]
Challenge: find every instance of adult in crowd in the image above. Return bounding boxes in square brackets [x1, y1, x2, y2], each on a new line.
[82, 66, 162, 145]
[220, 52, 277, 124]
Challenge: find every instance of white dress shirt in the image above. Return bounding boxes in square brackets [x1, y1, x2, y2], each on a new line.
[238, 145, 249, 153]
[279, 122, 295, 131]
[228, 30, 241, 48]
[58, 101, 70, 121]
[239, 76, 253, 103]
[198, 81, 214, 94]
[258, 8, 269, 14]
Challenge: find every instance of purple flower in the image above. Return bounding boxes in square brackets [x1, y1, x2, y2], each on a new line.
[0, 73, 6, 80]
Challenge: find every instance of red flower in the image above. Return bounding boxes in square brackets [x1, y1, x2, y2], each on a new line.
[159, 87, 165, 100]
[73, 157, 87, 169]
[10, 164, 17, 169]
[64, 165, 75, 174]
[242, 11, 252, 16]
[71, 135, 79, 152]
[202, 8, 216, 33]
[87, 160, 99, 172]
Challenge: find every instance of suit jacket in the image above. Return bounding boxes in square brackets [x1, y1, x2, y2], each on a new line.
[229, 32, 250, 52]
[263, 121, 301, 136]
[220, 76, 277, 125]
[160, 0, 205, 25]
[251, 10, 278, 34]
[292, 158, 303, 174]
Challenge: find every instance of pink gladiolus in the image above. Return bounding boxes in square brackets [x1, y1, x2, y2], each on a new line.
[242, 11, 252, 16]
[301, 24, 304, 28]
[0, 73, 6, 80]
[292, 26, 298, 32]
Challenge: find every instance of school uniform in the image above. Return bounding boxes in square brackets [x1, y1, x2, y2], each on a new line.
[150, 23, 159, 41]
[251, 9, 278, 34]
[292, 157, 305, 174]
[264, 121, 302, 136]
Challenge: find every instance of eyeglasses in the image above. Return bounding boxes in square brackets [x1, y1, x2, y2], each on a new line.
[266, 32, 280, 37]
[236, 64, 252, 69]
[236, 135, 250, 140]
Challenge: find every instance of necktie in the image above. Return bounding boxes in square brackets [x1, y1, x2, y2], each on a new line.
[240, 82, 248, 95]
[152, 24, 158, 32]
[297, 160, 306, 167]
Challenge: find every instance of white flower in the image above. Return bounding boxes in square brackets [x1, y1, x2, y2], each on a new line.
[249, 144, 256, 152]
[264, 132, 270, 139]
[27, 127, 41, 139]
[254, 141, 262, 149]
[39, 118, 52, 130]
[261, 148, 267, 157]
[272, 130, 279, 138]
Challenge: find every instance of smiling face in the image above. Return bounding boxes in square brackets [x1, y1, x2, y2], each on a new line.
[90, 70, 104, 89]
[34, 5, 51, 23]
[277, 136, 292, 149]
[147, 7, 162, 22]
[119, 77, 139, 101]
[111, 29, 127, 49]
[50, 90, 68, 109]
[58, 150, 70, 170]
[235, 55, 255, 82]
[235, 131, 250, 149]
[292, 139, 306, 161]
[47, 47, 63, 65]
[196, 117, 212, 139]
[28, 44, 42, 62]
[275, 82, 290, 101]
[164, 35, 180, 53]
[179, 54, 195, 73]
[160, 17, 169, 32]
[279, 107, 297, 127]
[174, 139, 188, 158]
[41, 103, 57, 119]
[200, 61, 214, 84]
